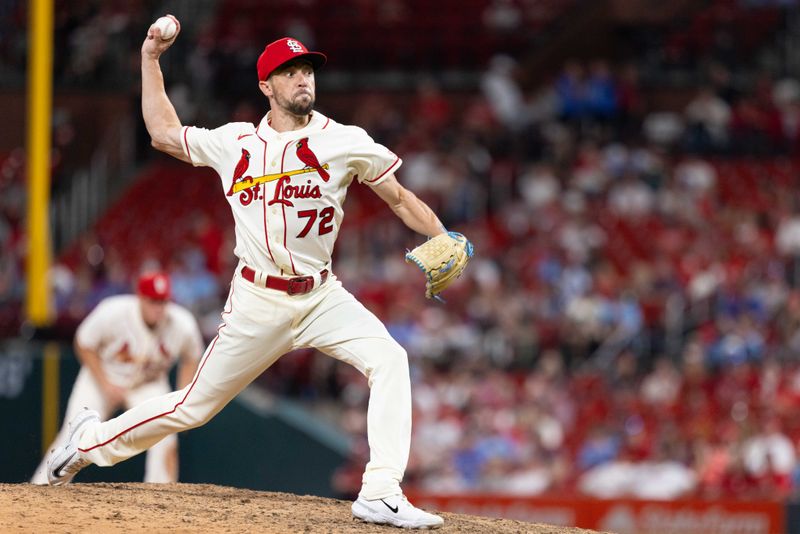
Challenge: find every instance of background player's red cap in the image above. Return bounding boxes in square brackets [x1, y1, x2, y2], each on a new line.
[137, 271, 171, 301]
[257, 37, 326, 81]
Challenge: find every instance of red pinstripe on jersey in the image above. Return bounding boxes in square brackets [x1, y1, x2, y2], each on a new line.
[365, 156, 400, 183]
[182, 127, 193, 164]
[254, 131, 277, 266]
[280, 140, 297, 275]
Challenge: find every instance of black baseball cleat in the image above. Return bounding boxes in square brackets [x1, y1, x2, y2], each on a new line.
[352, 493, 444, 529]
[47, 408, 100, 486]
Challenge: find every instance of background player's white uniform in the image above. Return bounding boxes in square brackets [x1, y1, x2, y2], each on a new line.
[75, 110, 414, 500]
[32, 295, 203, 484]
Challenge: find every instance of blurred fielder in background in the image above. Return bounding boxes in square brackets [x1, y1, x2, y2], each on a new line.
[31, 271, 202, 484]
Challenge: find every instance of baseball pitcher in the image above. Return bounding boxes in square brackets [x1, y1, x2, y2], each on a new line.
[32, 271, 202, 484]
[46, 15, 472, 530]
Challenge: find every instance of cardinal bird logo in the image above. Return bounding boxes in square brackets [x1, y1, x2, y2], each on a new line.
[116, 342, 134, 363]
[295, 138, 329, 182]
[227, 148, 251, 196]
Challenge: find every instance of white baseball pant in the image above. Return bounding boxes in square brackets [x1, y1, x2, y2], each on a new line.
[77, 271, 412, 499]
[31, 368, 177, 484]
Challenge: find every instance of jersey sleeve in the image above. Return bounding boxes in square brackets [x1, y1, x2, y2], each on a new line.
[181, 123, 244, 170]
[347, 128, 403, 187]
[75, 300, 114, 350]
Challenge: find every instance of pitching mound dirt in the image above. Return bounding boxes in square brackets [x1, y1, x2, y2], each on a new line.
[1, 483, 601, 533]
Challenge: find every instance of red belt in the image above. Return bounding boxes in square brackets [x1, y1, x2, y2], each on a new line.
[241, 266, 328, 295]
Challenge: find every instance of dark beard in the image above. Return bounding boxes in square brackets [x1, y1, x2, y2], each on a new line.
[279, 93, 314, 116]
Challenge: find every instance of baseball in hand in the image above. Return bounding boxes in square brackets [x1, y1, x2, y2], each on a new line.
[152, 16, 177, 40]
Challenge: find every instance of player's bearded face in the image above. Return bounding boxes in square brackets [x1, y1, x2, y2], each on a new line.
[275, 86, 315, 116]
[268, 61, 316, 116]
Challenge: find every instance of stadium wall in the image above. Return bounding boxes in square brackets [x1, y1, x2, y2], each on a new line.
[408, 493, 792, 534]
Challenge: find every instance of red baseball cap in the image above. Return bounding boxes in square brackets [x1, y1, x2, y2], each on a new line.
[137, 272, 171, 301]
[257, 37, 326, 81]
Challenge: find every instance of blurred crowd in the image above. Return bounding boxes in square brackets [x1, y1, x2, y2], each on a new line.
[0, 150, 25, 329]
[1, 1, 166, 89]
[278, 61, 800, 500]
[4, 0, 800, 502]
[334, 348, 800, 501]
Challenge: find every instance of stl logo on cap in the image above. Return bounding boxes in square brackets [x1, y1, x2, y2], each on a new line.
[286, 39, 303, 53]
[256, 37, 326, 81]
[138, 271, 171, 301]
[153, 275, 167, 295]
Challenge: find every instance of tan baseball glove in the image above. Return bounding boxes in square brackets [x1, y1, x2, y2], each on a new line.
[405, 231, 474, 300]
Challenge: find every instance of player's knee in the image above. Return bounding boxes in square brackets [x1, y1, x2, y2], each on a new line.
[176, 403, 215, 429]
[375, 340, 408, 373]
[189, 409, 215, 429]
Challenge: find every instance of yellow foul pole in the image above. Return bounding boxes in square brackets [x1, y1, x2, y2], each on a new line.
[25, 0, 59, 454]
[25, 0, 54, 325]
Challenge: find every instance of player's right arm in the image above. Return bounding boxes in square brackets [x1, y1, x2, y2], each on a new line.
[140, 15, 188, 162]
[175, 309, 204, 390]
[75, 342, 125, 407]
[75, 301, 126, 407]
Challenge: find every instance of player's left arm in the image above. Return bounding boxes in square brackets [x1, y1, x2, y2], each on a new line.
[371, 174, 446, 238]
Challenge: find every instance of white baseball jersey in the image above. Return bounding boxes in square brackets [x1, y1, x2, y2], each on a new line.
[76, 295, 203, 389]
[180, 110, 401, 277]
